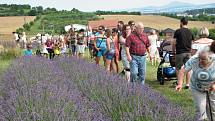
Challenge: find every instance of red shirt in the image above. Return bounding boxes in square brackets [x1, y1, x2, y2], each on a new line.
[125, 32, 150, 56]
[45, 41, 54, 48]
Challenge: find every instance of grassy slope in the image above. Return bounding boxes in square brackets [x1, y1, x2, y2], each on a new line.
[28, 15, 45, 35]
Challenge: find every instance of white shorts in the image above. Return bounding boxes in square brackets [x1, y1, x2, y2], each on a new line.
[77, 45, 85, 54]
[41, 48, 48, 54]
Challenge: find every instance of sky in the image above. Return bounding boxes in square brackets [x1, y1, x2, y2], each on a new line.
[1, 0, 215, 12]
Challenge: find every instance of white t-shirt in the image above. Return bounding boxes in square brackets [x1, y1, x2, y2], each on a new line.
[22, 35, 27, 43]
[14, 33, 19, 41]
[192, 38, 214, 57]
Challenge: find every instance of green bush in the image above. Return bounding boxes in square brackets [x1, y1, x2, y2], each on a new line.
[23, 23, 30, 31]
[209, 29, 215, 40]
[29, 21, 34, 26]
[190, 27, 198, 39]
[16, 28, 24, 34]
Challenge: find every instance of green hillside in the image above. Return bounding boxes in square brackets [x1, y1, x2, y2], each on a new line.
[0, 4, 101, 34]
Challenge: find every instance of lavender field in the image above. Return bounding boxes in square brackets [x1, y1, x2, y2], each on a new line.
[0, 56, 197, 121]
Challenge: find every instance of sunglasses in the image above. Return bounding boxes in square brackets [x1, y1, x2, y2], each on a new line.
[98, 28, 103, 30]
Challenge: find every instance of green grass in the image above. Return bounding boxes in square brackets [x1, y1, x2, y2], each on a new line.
[146, 62, 195, 115]
[27, 15, 45, 34]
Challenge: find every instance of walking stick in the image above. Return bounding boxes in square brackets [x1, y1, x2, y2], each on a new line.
[206, 90, 213, 121]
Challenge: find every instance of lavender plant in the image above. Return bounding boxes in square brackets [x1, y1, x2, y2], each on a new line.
[0, 56, 109, 121]
[57, 57, 196, 121]
[0, 55, 197, 121]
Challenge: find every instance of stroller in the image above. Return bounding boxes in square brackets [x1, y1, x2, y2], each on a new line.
[157, 40, 177, 85]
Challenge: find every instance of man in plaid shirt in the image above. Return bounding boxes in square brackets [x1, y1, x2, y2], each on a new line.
[125, 22, 151, 85]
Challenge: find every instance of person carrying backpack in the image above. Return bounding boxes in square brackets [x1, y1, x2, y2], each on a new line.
[12, 32, 21, 47]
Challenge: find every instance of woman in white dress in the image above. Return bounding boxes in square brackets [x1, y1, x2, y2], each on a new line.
[22, 32, 27, 49]
[148, 29, 159, 66]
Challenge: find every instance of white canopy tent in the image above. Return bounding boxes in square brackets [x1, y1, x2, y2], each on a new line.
[64, 24, 87, 32]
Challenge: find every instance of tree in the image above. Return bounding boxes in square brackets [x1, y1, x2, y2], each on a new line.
[23, 23, 30, 31]
[36, 6, 43, 11]
[16, 28, 24, 34]
[190, 28, 198, 39]
[18, 9, 24, 15]
[209, 29, 215, 40]
[29, 21, 34, 26]
[71, 8, 80, 13]
[28, 9, 37, 16]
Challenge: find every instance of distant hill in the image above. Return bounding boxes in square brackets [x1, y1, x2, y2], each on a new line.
[126, 1, 215, 13]
[185, 8, 215, 15]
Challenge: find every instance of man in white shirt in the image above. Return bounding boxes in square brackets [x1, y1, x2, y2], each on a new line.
[13, 32, 20, 47]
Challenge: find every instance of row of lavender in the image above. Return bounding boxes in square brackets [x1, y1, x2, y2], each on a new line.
[0, 56, 109, 121]
[56, 57, 196, 121]
[0, 56, 196, 121]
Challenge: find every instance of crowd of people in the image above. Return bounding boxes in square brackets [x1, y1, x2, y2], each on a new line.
[13, 17, 215, 121]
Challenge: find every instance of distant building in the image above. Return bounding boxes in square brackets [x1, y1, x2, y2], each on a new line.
[208, 14, 215, 16]
[144, 27, 159, 35]
[162, 28, 175, 37]
[176, 13, 193, 18]
[88, 20, 118, 30]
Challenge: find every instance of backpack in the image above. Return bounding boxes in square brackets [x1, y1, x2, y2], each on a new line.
[18, 34, 21, 39]
[15, 34, 21, 42]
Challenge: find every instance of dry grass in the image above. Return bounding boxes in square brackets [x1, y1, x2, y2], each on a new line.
[101, 15, 215, 30]
[0, 16, 35, 40]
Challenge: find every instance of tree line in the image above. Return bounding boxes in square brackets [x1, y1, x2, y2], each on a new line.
[185, 8, 215, 15]
[0, 4, 62, 16]
[160, 13, 215, 21]
[0, 4, 142, 16]
[95, 10, 141, 15]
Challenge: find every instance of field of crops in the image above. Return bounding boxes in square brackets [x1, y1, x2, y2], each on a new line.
[102, 15, 215, 30]
[0, 16, 35, 40]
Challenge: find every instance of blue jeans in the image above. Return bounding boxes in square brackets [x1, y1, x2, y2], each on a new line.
[70, 44, 77, 54]
[130, 55, 146, 85]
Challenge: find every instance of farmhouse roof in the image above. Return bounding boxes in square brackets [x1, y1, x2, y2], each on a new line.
[88, 19, 118, 29]
[162, 28, 175, 33]
[144, 27, 159, 33]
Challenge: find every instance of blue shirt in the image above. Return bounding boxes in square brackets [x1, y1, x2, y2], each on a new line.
[24, 49, 32, 56]
[95, 32, 107, 49]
